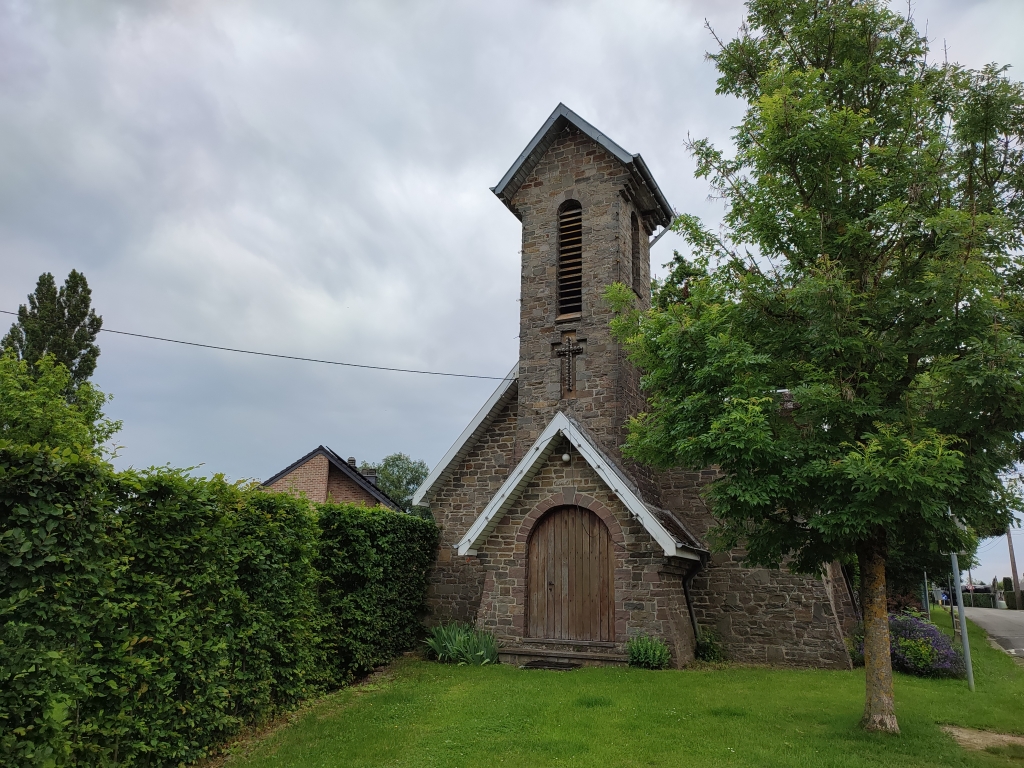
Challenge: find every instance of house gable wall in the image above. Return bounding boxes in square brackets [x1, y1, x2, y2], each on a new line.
[326, 465, 381, 506]
[267, 453, 329, 503]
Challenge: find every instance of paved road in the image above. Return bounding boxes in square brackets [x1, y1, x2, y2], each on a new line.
[963, 607, 1024, 657]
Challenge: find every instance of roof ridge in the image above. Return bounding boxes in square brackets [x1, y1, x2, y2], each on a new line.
[491, 103, 673, 227]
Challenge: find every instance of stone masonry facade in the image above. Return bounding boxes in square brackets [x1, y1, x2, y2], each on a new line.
[659, 468, 852, 668]
[512, 125, 650, 467]
[473, 444, 696, 668]
[422, 106, 853, 669]
[428, 397, 517, 623]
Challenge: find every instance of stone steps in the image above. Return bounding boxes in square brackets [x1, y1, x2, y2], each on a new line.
[499, 640, 627, 667]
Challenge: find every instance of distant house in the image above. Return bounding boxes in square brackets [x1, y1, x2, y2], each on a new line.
[263, 445, 401, 511]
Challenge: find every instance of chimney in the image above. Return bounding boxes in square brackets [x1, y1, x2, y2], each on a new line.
[363, 468, 378, 487]
[348, 457, 356, 467]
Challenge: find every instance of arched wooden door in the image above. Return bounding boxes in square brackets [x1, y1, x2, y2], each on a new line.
[526, 505, 615, 641]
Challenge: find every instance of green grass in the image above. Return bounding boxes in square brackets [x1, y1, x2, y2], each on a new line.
[226, 611, 1024, 768]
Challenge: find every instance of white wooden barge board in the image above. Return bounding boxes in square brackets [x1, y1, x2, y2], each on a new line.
[412, 364, 518, 507]
[457, 411, 700, 560]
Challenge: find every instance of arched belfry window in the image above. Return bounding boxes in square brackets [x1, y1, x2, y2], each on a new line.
[630, 212, 641, 293]
[557, 200, 583, 317]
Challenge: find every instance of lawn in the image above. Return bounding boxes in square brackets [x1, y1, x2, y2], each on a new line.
[225, 611, 1024, 768]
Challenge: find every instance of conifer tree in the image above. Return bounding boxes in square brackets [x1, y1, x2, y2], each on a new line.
[609, 0, 1024, 732]
[3, 270, 103, 389]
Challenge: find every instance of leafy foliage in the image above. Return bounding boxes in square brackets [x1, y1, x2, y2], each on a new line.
[850, 614, 965, 679]
[2, 271, 103, 390]
[0, 351, 120, 452]
[0, 444, 437, 766]
[423, 623, 499, 666]
[607, 0, 1024, 730]
[694, 629, 726, 663]
[360, 453, 430, 514]
[626, 635, 671, 669]
[316, 502, 438, 684]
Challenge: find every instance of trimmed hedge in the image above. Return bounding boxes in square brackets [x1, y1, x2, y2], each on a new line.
[0, 444, 437, 767]
[316, 503, 438, 685]
[1003, 579, 1019, 610]
[961, 592, 996, 609]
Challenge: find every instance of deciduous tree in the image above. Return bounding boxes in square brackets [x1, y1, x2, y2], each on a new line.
[0, 351, 120, 451]
[361, 453, 429, 514]
[609, 0, 1024, 733]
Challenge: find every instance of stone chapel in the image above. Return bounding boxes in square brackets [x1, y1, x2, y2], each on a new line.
[412, 104, 856, 669]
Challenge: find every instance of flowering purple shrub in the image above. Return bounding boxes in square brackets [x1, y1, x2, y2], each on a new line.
[849, 613, 965, 679]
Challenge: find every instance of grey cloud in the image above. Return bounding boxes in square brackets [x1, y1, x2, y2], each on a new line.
[1, 0, 1021, 579]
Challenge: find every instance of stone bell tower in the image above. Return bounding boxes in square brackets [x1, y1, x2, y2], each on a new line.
[490, 104, 674, 472]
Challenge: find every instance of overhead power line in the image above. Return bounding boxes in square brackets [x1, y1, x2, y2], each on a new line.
[0, 309, 508, 381]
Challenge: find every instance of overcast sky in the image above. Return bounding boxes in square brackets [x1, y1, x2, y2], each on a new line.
[2, 0, 1022, 584]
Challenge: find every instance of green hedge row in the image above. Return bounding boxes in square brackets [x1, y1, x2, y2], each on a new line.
[0, 444, 437, 767]
[961, 592, 996, 609]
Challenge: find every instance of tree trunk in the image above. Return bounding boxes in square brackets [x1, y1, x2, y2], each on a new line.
[858, 540, 899, 733]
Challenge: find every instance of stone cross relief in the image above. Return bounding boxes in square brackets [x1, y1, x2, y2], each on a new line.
[552, 331, 584, 399]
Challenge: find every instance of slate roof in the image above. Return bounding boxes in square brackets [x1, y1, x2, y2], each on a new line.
[491, 103, 674, 228]
[263, 445, 402, 512]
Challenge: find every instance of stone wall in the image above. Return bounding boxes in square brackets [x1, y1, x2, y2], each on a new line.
[267, 453, 329, 503]
[659, 468, 852, 669]
[425, 398, 518, 624]
[474, 442, 696, 667]
[511, 125, 651, 471]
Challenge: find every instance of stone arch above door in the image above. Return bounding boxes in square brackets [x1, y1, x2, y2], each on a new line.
[515, 491, 626, 549]
[526, 504, 616, 642]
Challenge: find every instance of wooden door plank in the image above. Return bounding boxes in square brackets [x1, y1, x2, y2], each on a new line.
[599, 519, 610, 641]
[578, 507, 586, 639]
[558, 508, 568, 639]
[546, 511, 556, 638]
[569, 507, 577, 638]
[585, 507, 593, 638]
[528, 513, 542, 638]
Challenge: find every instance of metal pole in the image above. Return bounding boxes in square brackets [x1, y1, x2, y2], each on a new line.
[923, 569, 930, 615]
[968, 567, 975, 607]
[951, 552, 976, 692]
[1009, 527, 1021, 610]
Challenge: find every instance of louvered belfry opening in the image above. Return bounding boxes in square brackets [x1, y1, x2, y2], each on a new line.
[557, 200, 583, 317]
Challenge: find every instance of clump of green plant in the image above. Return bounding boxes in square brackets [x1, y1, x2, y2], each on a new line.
[848, 613, 965, 678]
[627, 635, 671, 669]
[424, 623, 499, 665]
[694, 629, 725, 663]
